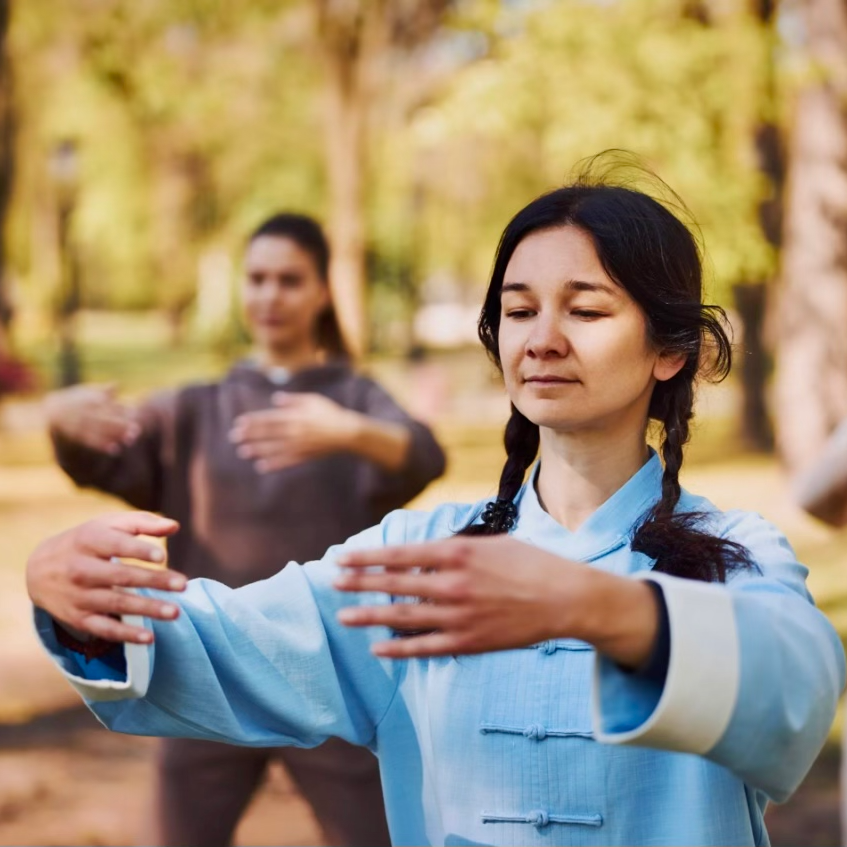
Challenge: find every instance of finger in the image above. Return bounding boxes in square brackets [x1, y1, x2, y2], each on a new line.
[72, 558, 187, 592]
[103, 512, 180, 539]
[255, 453, 311, 473]
[80, 588, 181, 621]
[88, 416, 141, 451]
[230, 417, 288, 445]
[81, 528, 167, 567]
[371, 631, 468, 659]
[338, 540, 472, 572]
[334, 570, 452, 600]
[271, 391, 296, 406]
[78, 613, 156, 645]
[235, 438, 289, 460]
[337, 601, 457, 631]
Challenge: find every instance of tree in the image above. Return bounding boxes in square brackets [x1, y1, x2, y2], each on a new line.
[773, 0, 847, 475]
[310, 0, 454, 357]
[733, 0, 783, 453]
[0, 0, 14, 353]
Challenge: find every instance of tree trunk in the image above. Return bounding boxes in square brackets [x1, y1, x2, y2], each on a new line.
[774, 0, 847, 474]
[734, 281, 774, 451]
[323, 55, 368, 358]
[0, 0, 15, 352]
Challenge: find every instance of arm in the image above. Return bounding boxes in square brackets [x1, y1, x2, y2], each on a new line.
[592, 513, 846, 802]
[354, 378, 447, 510]
[793, 418, 847, 526]
[335, 522, 844, 802]
[228, 381, 447, 508]
[30, 514, 405, 751]
[48, 386, 177, 512]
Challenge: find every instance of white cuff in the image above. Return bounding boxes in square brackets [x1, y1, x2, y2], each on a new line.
[592, 571, 740, 754]
[33, 607, 151, 702]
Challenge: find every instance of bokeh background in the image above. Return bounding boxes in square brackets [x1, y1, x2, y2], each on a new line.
[0, 0, 846, 844]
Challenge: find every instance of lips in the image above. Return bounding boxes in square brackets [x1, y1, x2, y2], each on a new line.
[524, 376, 579, 384]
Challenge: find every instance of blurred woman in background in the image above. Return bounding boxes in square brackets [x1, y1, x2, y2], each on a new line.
[43, 212, 446, 847]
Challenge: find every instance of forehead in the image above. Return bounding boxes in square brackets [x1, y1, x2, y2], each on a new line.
[503, 226, 613, 288]
[245, 235, 314, 270]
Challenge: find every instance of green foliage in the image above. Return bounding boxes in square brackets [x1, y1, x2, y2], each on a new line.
[8, 0, 780, 335]
[391, 0, 776, 304]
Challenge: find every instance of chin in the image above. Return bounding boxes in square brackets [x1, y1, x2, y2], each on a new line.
[514, 399, 584, 431]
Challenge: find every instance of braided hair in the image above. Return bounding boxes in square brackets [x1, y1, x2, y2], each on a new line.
[460, 156, 752, 582]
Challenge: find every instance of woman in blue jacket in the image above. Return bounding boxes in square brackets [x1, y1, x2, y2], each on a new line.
[28, 164, 846, 847]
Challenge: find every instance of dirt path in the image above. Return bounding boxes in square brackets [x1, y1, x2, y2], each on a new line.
[0, 707, 324, 847]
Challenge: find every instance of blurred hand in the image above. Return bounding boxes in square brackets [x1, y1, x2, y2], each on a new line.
[45, 384, 140, 455]
[334, 535, 658, 667]
[228, 391, 360, 473]
[27, 512, 187, 644]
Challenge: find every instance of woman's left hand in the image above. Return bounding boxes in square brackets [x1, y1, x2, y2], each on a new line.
[334, 535, 659, 663]
[229, 392, 359, 472]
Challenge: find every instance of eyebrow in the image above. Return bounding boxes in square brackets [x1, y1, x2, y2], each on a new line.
[501, 279, 618, 296]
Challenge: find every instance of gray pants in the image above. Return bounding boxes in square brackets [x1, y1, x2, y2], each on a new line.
[151, 736, 391, 847]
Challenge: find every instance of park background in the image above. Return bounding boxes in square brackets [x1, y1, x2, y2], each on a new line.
[0, 0, 846, 844]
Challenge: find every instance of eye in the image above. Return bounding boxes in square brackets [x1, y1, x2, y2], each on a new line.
[248, 273, 264, 286]
[572, 309, 606, 320]
[504, 308, 535, 320]
[279, 274, 305, 289]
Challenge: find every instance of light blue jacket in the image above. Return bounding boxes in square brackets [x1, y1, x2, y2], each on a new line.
[37, 454, 846, 846]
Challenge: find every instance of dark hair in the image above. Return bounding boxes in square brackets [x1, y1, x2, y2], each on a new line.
[249, 213, 349, 360]
[461, 155, 752, 583]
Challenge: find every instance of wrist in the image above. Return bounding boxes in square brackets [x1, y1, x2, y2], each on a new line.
[567, 570, 660, 669]
[338, 409, 366, 452]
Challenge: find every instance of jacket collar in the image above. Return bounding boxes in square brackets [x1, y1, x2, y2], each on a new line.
[512, 450, 664, 563]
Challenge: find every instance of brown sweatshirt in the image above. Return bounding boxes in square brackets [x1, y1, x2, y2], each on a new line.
[52, 362, 447, 587]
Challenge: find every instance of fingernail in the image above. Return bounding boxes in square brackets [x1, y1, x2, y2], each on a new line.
[337, 609, 357, 623]
[168, 577, 186, 590]
[237, 445, 251, 458]
[138, 632, 153, 643]
[150, 548, 165, 563]
[255, 460, 270, 473]
[162, 604, 178, 618]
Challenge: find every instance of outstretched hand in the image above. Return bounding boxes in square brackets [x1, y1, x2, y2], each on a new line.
[333, 535, 593, 658]
[334, 535, 659, 666]
[229, 391, 359, 473]
[27, 512, 187, 644]
[45, 383, 140, 455]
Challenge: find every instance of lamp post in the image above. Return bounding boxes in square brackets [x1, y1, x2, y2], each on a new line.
[49, 139, 81, 387]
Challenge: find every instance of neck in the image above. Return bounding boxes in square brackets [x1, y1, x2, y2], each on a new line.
[252, 344, 323, 374]
[535, 425, 650, 532]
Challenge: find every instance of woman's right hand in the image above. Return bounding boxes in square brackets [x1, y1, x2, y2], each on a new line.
[27, 512, 187, 644]
[44, 384, 140, 455]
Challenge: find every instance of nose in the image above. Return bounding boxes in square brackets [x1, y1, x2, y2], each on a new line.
[525, 313, 568, 359]
[256, 280, 283, 306]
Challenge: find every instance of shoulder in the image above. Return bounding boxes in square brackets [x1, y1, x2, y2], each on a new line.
[679, 487, 808, 588]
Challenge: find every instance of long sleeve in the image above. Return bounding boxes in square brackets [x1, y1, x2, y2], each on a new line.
[51, 390, 178, 512]
[34, 519, 406, 752]
[355, 378, 446, 513]
[592, 511, 846, 802]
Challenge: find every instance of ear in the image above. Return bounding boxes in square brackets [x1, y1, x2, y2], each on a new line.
[653, 350, 687, 383]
